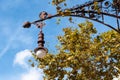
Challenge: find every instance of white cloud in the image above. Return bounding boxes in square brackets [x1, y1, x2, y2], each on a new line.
[21, 68, 43, 80]
[14, 49, 32, 68]
[14, 50, 44, 80]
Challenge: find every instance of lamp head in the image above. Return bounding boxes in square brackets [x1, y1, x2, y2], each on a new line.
[34, 47, 48, 58]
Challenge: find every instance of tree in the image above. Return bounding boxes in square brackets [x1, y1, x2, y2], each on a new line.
[27, 0, 120, 80]
[32, 21, 120, 80]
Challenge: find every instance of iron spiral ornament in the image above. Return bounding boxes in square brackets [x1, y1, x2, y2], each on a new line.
[24, 0, 120, 33]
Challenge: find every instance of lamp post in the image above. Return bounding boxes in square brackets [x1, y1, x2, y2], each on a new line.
[23, 21, 48, 58]
[34, 29, 48, 58]
[34, 20, 48, 58]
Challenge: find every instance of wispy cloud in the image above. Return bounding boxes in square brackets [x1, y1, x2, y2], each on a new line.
[0, 0, 24, 11]
[0, 19, 34, 59]
[0, 27, 22, 58]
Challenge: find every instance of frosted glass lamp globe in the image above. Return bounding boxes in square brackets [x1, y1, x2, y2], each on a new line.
[36, 49, 47, 58]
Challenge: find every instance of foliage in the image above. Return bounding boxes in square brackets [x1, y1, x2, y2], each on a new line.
[52, 0, 66, 5]
[51, 0, 101, 16]
[33, 21, 120, 80]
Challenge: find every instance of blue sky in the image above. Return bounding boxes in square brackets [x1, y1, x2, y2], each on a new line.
[0, 0, 119, 80]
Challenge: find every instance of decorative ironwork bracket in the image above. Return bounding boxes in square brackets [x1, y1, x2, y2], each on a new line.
[23, 0, 120, 33]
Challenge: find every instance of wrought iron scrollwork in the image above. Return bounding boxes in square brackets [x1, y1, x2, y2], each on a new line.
[29, 0, 120, 33]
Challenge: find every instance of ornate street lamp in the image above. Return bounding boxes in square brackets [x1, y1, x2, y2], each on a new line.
[23, 21, 48, 58]
[34, 29, 48, 58]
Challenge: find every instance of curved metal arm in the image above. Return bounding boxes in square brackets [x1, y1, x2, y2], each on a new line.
[30, 13, 120, 33]
[24, 0, 120, 33]
[70, 15, 120, 33]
